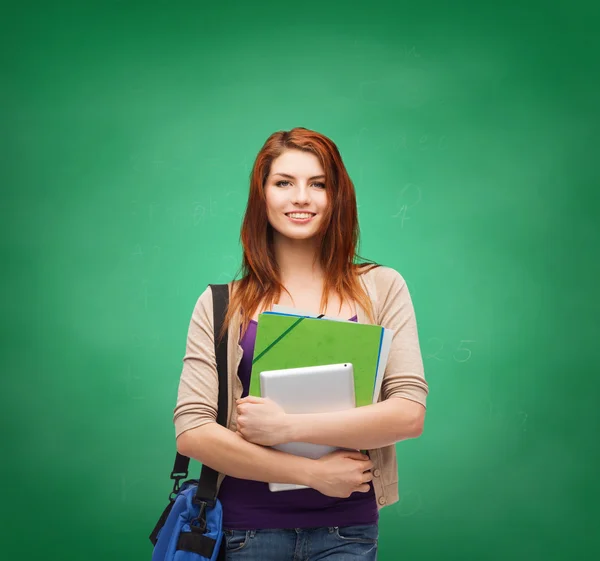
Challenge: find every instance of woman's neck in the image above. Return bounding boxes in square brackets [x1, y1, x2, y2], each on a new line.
[273, 234, 324, 286]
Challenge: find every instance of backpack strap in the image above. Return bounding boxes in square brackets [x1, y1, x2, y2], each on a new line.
[193, 283, 229, 504]
[149, 283, 230, 546]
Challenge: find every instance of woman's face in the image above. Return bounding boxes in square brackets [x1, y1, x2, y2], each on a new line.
[264, 149, 328, 242]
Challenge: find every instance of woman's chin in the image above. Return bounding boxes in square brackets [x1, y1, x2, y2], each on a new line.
[273, 227, 320, 242]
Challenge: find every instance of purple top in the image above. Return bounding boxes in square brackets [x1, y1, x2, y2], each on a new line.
[218, 315, 378, 530]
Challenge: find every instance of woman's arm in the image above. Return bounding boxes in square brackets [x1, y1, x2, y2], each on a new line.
[176, 423, 315, 485]
[174, 288, 314, 486]
[236, 395, 424, 450]
[285, 396, 424, 449]
[177, 422, 375, 498]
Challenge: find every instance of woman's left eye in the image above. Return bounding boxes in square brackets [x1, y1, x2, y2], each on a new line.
[274, 180, 325, 188]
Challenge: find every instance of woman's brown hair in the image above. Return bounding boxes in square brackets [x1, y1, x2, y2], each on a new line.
[219, 127, 380, 343]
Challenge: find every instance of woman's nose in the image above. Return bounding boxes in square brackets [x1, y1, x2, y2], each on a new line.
[292, 185, 310, 204]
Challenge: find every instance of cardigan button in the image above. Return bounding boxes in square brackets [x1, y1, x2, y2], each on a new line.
[378, 496, 387, 505]
[373, 469, 381, 477]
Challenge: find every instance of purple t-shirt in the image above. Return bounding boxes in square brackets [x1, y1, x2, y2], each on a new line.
[218, 316, 379, 530]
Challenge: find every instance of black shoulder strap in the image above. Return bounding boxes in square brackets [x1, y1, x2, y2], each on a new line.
[150, 283, 230, 546]
[151, 283, 229, 541]
[193, 283, 229, 504]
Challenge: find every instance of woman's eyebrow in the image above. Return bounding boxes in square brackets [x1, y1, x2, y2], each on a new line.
[272, 173, 326, 180]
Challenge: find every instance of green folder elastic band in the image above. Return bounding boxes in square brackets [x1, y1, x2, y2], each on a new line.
[251, 316, 307, 365]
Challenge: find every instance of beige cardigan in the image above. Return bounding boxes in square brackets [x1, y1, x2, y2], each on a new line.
[173, 265, 428, 509]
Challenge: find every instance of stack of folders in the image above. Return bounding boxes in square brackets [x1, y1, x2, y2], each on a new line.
[249, 305, 393, 407]
[249, 305, 393, 492]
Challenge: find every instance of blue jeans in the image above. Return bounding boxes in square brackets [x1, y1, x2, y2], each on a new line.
[223, 524, 378, 560]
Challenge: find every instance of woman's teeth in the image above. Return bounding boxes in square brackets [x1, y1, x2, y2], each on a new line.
[287, 213, 313, 219]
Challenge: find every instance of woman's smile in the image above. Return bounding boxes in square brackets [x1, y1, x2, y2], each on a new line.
[285, 212, 316, 224]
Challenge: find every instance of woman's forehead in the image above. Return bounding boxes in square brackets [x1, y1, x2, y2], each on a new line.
[269, 150, 324, 176]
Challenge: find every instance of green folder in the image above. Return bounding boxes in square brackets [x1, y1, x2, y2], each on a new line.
[250, 313, 384, 408]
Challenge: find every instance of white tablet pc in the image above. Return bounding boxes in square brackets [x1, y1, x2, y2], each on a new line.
[259, 363, 356, 492]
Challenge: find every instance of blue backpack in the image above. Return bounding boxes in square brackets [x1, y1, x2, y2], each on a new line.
[149, 284, 229, 561]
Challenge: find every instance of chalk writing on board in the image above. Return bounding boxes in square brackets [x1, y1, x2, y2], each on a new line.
[131, 244, 144, 258]
[218, 254, 239, 283]
[488, 402, 530, 434]
[241, 156, 252, 175]
[192, 202, 205, 225]
[225, 190, 245, 220]
[453, 340, 476, 363]
[424, 338, 476, 362]
[519, 411, 528, 432]
[398, 182, 422, 207]
[394, 205, 410, 227]
[131, 244, 161, 259]
[392, 183, 421, 226]
[192, 198, 218, 225]
[392, 134, 408, 150]
[424, 337, 444, 361]
[147, 201, 159, 221]
[400, 45, 421, 58]
[416, 134, 449, 151]
[396, 489, 423, 517]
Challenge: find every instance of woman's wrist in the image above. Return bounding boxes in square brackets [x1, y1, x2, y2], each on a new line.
[282, 414, 301, 443]
[292, 454, 319, 487]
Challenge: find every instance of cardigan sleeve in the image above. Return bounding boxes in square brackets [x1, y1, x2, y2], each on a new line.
[173, 286, 220, 438]
[376, 267, 428, 407]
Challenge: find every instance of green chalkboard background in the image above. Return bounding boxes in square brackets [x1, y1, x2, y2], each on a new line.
[3, 1, 599, 559]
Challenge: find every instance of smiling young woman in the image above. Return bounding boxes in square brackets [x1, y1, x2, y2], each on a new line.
[174, 127, 429, 560]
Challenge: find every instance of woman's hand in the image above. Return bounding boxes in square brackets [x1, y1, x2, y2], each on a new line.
[235, 396, 290, 446]
[308, 449, 374, 498]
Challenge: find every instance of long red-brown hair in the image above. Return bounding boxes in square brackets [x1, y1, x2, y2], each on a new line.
[219, 127, 380, 342]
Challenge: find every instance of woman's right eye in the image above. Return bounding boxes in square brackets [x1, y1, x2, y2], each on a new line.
[275, 180, 290, 187]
